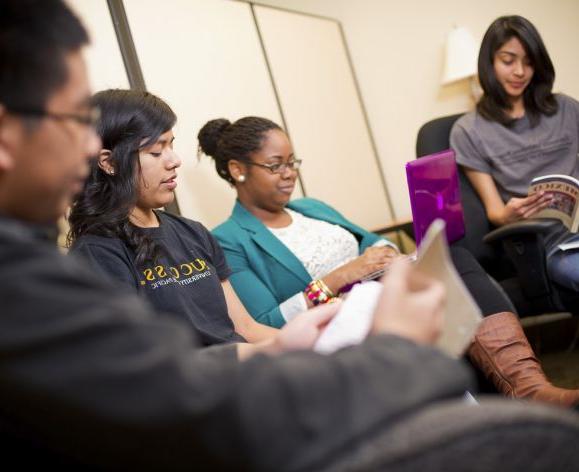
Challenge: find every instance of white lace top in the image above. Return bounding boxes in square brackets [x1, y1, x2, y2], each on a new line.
[269, 209, 359, 280]
[267, 209, 395, 322]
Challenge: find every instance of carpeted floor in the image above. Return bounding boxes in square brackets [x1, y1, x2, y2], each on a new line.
[541, 348, 579, 389]
[523, 313, 579, 389]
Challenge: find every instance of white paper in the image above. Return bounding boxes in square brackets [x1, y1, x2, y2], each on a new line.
[557, 240, 579, 252]
[314, 281, 382, 354]
[463, 391, 479, 405]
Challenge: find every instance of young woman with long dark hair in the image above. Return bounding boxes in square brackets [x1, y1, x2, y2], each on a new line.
[451, 15, 579, 291]
[68, 89, 295, 356]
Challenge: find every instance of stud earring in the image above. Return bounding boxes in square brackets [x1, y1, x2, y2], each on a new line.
[109, 170, 115, 176]
[237, 175, 246, 183]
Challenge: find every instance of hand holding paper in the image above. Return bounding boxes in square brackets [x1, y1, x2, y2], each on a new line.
[372, 259, 446, 345]
[276, 301, 341, 353]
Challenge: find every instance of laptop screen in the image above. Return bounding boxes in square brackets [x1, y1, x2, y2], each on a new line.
[405, 149, 465, 247]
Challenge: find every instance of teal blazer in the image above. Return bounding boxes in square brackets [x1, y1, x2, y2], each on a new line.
[212, 198, 389, 327]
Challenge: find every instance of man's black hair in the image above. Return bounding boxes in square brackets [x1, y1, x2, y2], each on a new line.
[0, 0, 89, 111]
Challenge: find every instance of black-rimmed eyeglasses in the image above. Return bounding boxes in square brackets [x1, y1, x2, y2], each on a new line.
[245, 159, 302, 174]
[7, 106, 101, 128]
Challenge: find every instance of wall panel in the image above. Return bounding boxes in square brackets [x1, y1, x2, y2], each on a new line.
[67, 0, 129, 91]
[254, 5, 393, 230]
[123, 0, 294, 228]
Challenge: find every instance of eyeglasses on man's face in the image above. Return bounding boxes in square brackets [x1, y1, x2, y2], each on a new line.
[7, 105, 101, 128]
[246, 158, 302, 175]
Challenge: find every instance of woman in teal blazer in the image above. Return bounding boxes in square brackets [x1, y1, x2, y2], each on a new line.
[199, 116, 399, 328]
[213, 197, 393, 327]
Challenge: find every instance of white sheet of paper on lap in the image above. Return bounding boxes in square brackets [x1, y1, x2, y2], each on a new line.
[314, 219, 482, 357]
[314, 281, 382, 354]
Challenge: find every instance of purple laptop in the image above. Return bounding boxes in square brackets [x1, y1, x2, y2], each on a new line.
[405, 149, 465, 247]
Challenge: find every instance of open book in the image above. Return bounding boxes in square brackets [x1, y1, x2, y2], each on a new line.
[315, 219, 482, 358]
[529, 174, 579, 233]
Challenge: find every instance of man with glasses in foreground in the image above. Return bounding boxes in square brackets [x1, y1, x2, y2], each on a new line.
[1, 0, 578, 470]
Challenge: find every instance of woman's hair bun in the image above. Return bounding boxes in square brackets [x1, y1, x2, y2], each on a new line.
[197, 118, 231, 157]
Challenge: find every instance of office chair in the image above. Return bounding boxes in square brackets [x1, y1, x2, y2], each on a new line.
[416, 114, 579, 317]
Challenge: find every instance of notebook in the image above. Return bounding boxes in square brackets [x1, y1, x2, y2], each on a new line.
[406, 149, 465, 247]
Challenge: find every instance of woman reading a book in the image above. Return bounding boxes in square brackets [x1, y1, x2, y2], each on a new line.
[450, 15, 579, 292]
[200, 115, 579, 406]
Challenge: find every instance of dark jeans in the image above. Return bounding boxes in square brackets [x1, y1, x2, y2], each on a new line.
[450, 246, 514, 317]
[547, 248, 579, 292]
[544, 223, 579, 292]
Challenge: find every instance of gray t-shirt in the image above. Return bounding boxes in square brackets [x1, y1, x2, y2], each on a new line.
[450, 94, 579, 202]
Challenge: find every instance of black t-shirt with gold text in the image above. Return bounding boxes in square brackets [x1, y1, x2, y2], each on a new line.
[71, 211, 245, 346]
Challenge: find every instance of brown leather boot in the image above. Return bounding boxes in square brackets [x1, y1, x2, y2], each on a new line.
[468, 311, 579, 407]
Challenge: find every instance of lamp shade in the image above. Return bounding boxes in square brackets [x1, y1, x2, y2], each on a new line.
[442, 26, 478, 85]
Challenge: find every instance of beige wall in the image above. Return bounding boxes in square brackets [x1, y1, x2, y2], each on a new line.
[254, 6, 394, 229]
[67, 0, 129, 91]
[122, 0, 289, 228]
[68, 0, 395, 230]
[253, 0, 579, 220]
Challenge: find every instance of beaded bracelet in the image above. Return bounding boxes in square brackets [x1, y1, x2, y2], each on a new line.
[304, 279, 335, 306]
[316, 278, 335, 299]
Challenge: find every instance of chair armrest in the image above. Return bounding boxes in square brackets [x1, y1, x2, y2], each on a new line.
[483, 218, 560, 244]
[372, 218, 414, 239]
[482, 218, 564, 311]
